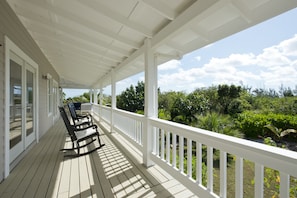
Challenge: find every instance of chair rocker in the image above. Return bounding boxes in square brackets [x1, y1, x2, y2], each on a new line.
[59, 106, 104, 157]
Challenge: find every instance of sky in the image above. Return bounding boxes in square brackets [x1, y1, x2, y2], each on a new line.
[64, 8, 297, 98]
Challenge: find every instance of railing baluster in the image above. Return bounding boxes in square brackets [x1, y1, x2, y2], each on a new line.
[152, 127, 156, 154]
[235, 157, 243, 198]
[220, 151, 227, 198]
[187, 138, 192, 178]
[128, 117, 130, 136]
[172, 134, 176, 168]
[136, 120, 138, 142]
[156, 128, 159, 156]
[280, 172, 290, 198]
[140, 122, 143, 145]
[161, 129, 165, 160]
[166, 131, 170, 163]
[196, 143, 202, 184]
[254, 163, 264, 198]
[133, 119, 136, 140]
[207, 146, 213, 192]
[179, 136, 184, 173]
[95, 110, 295, 197]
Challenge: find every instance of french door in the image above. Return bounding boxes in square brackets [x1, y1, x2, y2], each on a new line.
[8, 48, 37, 164]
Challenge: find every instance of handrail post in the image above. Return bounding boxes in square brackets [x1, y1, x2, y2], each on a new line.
[99, 86, 103, 121]
[89, 89, 93, 103]
[94, 89, 98, 105]
[143, 38, 157, 167]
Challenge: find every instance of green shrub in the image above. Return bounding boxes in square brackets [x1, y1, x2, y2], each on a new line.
[236, 111, 297, 138]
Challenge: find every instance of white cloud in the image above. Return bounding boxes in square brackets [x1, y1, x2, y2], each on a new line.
[157, 34, 297, 93]
[256, 47, 291, 67]
[195, 56, 201, 62]
[158, 59, 181, 71]
[114, 35, 297, 94]
[278, 34, 297, 57]
[158, 67, 206, 92]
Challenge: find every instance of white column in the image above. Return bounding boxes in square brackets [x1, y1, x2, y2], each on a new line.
[89, 89, 93, 103]
[111, 69, 116, 133]
[94, 89, 98, 104]
[99, 85, 103, 121]
[99, 86, 103, 105]
[143, 38, 157, 167]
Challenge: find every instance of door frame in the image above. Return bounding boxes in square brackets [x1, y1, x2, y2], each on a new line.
[4, 36, 39, 178]
[25, 64, 37, 148]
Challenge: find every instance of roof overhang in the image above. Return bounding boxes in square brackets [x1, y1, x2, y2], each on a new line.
[7, 0, 297, 88]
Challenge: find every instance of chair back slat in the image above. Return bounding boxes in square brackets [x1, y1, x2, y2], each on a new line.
[67, 103, 78, 119]
[59, 106, 77, 141]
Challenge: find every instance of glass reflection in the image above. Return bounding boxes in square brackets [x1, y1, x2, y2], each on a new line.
[10, 60, 22, 149]
[26, 70, 34, 136]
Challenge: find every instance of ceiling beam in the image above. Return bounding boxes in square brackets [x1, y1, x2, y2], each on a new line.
[76, 0, 153, 38]
[32, 32, 123, 63]
[140, 0, 176, 20]
[21, 13, 130, 56]
[16, 0, 141, 49]
[231, 0, 252, 23]
[27, 24, 126, 60]
[151, 0, 219, 50]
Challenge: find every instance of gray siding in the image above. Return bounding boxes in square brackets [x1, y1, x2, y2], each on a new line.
[0, 1, 60, 181]
[0, 22, 4, 182]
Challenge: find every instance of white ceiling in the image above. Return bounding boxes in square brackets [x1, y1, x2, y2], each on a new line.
[7, 0, 297, 88]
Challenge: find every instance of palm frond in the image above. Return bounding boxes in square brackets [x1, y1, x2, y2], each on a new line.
[280, 129, 297, 137]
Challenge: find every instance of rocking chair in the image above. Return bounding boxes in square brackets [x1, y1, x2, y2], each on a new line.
[67, 102, 93, 127]
[59, 106, 104, 157]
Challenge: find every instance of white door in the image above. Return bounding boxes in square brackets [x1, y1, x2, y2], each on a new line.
[9, 52, 23, 162]
[25, 64, 36, 147]
[9, 52, 36, 163]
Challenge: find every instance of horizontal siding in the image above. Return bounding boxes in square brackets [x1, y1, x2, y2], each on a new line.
[0, 1, 60, 181]
[0, 29, 4, 182]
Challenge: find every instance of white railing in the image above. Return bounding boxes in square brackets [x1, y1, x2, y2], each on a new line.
[96, 105, 111, 125]
[92, 104, 144, 151]
[92, 104, 297, 198]
[113, 108, 144, 148]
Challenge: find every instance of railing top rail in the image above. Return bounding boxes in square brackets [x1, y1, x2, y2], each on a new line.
[93, 104, 110, 110]
[114, 108, 144, 120]
[93, 104, 145, 121]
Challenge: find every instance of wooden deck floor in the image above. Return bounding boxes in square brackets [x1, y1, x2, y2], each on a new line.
[0, 119, 198, 198]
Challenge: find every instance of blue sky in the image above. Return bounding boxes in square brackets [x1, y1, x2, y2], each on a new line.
[64, 8, 297, 98]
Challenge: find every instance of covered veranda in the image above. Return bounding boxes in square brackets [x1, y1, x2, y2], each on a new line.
[2, 0, 297, 197]
[0, 118, 196, 198]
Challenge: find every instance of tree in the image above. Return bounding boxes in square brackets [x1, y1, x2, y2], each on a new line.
[279, 84, 294, 97]
[193, 86, 218, 113]
[170, 91, 210, 124]
[218, 84, 242, 114]
[159, 91, 183, 120]
[170, 92, 188, 124]
[116, 81, 144, 113]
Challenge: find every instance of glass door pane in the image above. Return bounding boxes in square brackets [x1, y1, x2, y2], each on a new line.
[9, 59, 22, 149]
[26, 69, 34, 137]
[25, 64, 36, 147]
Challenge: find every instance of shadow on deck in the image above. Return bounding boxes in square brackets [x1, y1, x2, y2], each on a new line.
[0, 119, 197, 198]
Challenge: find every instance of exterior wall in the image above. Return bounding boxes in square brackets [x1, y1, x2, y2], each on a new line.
[0, 1, 59, 181]
[0, 21, 4, 182]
